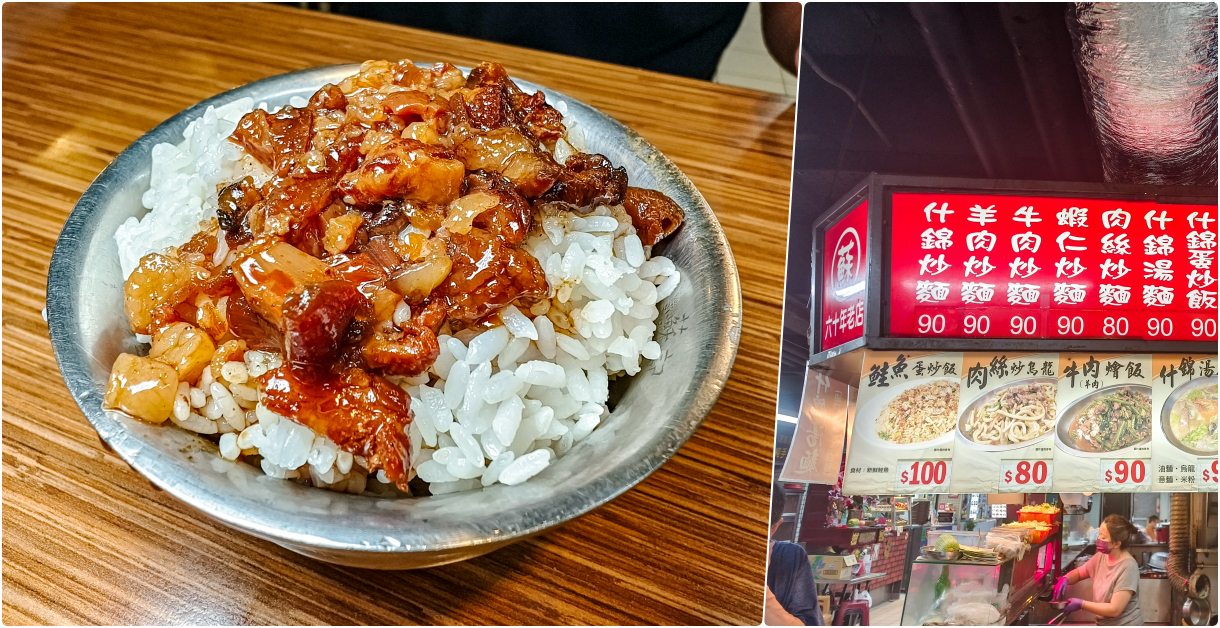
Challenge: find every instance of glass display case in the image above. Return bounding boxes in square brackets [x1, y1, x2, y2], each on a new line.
[866, 495, 912, 527]
[899, 535, 1061, 625]
[1059, 494, 1097, 571]
[900, 559, 1011, 626]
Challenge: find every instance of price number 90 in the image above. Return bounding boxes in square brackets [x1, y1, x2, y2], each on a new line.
[1053, 316, 1083, 335]
[1147, 318, 1174, 337]
[963, 315, 990, 334]
[1104, 460, 1147, 484]
[918, 314, 946, 334]
[1010, 316, 1037, 336]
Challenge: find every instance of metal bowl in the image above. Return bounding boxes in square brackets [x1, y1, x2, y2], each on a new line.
[921, 546, 960, 561]
[1183, 597, 1211, 626]
[1054, 384, 1153, 458]
[1160, 376, 1219, 456]
[46, 64, 742, 569]
[956, 377, 1057, 452]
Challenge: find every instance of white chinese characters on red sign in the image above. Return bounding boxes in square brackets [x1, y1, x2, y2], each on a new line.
[822, 200, 869, 351]
[889, 193, 1218, 341]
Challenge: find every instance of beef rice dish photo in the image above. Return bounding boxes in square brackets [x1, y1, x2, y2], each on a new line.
[1067, 388, 1152, 453]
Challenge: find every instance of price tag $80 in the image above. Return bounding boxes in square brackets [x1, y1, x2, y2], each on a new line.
[1000, 460, 1052, 492]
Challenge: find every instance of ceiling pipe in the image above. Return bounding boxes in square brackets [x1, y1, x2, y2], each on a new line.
[1067, 2, 1218, 185]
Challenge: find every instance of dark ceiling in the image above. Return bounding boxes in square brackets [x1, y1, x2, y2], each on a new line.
[778, 2, 1106, 416]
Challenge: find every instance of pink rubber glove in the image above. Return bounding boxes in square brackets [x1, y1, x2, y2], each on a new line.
[1053, 576, 1069, 600]
[1063, 598, 1084, 614]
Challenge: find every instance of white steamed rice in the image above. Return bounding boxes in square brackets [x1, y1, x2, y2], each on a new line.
[117, 89, 678, 496]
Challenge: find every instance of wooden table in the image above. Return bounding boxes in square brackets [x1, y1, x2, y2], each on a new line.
[2, 4, 794, 624]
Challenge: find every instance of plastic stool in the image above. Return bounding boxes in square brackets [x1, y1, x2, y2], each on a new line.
[833, 600, 870, 626]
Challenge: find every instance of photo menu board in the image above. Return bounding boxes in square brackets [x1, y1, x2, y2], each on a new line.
[842, 350, 1218, 494]
[888, 192, 1218, 343]
[844, 351, 961, 495]
[1152, 355, 1218, 492]
[1052, 354, 1153, 493]
[950, 352, 1059, 494]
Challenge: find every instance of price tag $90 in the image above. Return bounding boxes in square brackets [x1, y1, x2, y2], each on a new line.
[1101, 459, 1150, 491]
[1000, 460, 1052, 492]
[1200, 459, 1219, 490]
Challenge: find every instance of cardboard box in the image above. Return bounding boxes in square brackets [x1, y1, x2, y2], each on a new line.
[810, 554, 857, 580]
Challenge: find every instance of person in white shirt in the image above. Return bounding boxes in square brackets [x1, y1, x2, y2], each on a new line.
[1074, 515, 1097, 543]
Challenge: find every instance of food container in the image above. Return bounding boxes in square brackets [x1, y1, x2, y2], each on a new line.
[1160, 376, 1218, 457]
[995, 526, 1032, 543]
[1055, 384, 1154, 457]
[1028, 526, 1053, 544]
[1018, 511, 1057, 524]
[955, 377, 1058, 452]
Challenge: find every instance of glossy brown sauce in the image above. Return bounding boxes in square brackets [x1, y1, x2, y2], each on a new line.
[122, 59, 685, 487]
[260, 366, 414, 489]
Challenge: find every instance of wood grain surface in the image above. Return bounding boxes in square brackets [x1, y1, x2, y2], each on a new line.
[2, 3, 794, 625]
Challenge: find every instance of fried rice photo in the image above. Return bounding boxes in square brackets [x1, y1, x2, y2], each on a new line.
[876, 379, 960, 445]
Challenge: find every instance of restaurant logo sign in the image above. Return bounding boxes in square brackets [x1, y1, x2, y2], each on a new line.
[831, 227, 863, 301]
[821, 200, 869, 351]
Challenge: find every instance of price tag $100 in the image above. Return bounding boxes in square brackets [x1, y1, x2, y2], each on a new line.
[897, 459, 952, 492]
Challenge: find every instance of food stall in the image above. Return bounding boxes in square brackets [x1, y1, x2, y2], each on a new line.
[902, 503, 1063, 625]
[796, 489, 910, 614]
[800, 174, 1217, 624]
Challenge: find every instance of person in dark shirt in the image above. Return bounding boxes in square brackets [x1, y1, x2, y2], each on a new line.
[336, 3, 750, 80]
[765, 481, 824, 626]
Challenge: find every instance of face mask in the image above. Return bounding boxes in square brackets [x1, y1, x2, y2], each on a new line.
[1096, 539, 1112, 554]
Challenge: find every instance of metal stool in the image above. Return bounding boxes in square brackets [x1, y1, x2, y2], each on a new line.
[833, 599, 870, 626]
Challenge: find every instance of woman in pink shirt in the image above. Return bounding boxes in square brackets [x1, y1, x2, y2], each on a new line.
[1054, 514, 1143, 625]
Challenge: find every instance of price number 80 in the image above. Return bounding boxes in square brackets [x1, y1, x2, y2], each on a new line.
[1005, 461, 1048, 485]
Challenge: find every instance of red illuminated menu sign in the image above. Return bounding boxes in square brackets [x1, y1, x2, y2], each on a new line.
[889, 192, 1218, 342]
[822, 200, 868, 351]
